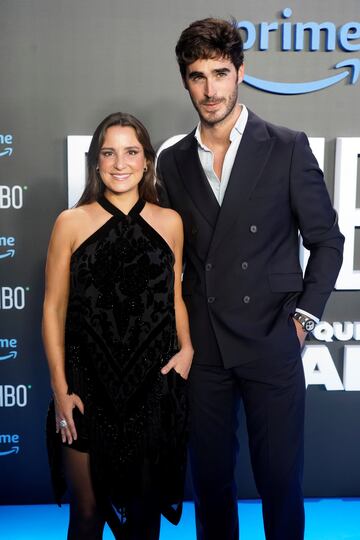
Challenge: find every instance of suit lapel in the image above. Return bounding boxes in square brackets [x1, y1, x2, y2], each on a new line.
[174, 131, 219, 228]
[208, 110, 275, 256]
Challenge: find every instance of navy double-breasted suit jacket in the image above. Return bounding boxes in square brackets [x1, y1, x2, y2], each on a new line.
[157, 110, 344, 368]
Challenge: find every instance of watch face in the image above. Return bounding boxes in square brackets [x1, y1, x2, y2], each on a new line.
[304, 319, 315, 332]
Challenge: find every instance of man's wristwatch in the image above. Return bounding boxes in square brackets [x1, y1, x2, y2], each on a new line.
[293, 312, 316, 333]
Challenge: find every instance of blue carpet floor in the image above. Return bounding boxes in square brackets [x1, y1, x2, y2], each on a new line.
[0, 499, 359, 539]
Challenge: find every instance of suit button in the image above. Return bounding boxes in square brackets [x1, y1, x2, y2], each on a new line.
[243, 295, 250, 304]
[205, 263, 213, 271]
[208, 296, 215, 304]
[191, 226, 198, 235]
[250, 225, 258, 233]
[241, 261, 248, 270]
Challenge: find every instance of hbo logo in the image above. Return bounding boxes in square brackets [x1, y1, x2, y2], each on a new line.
[0, 385, 28, 407]
[0, 287, 27, 310]
[0, 186, 25, 209]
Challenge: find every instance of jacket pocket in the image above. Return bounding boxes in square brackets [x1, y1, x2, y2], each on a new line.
[268, 272, 303, 292]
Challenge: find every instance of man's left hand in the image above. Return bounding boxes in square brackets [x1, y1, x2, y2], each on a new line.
[292, 318, 308, 348]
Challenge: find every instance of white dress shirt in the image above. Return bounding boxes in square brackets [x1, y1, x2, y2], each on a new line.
[195, 104, 248, 205]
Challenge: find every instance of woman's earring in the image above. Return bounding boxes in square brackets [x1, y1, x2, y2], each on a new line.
[143, 166, 148, 172]
[96, 165, 99, 172]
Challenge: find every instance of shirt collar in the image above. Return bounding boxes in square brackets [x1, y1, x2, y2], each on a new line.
[195, 104, 248, 150]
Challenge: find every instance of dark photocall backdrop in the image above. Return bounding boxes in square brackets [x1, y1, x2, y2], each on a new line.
[0, 0, 359, 504]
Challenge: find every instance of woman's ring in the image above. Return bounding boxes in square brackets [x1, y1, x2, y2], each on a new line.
[59, 419, 68, 429]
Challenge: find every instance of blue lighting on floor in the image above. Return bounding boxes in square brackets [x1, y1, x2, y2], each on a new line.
[0, 499, 359, 539]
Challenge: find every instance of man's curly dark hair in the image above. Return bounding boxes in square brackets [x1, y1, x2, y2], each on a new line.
[175, 17, 244, 81]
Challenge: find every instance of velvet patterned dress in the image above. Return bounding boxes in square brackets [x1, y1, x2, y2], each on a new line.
[46, 196, 187, 529]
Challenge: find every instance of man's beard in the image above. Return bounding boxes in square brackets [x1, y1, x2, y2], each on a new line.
[192, 86, 239, 127]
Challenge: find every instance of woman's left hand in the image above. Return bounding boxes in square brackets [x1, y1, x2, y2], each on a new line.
[161, 346, 194, 380]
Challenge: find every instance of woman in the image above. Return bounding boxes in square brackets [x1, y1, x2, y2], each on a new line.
[43, 112, 193, 539]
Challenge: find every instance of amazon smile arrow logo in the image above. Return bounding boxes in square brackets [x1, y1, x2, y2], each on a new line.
[0, 351, 17, 361]
[0, 147, 13, 157]
[0, 249, 15, 260]
[244, 58, 360, 95]
[0, 446, 19, 456]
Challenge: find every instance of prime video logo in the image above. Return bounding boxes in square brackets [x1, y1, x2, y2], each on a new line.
[0, 236, 16, 260]
[0, 338, 18, 362]
[0, 434, 20, 457]
[0, 134, 13, 158]
[238, 8, 360, 94]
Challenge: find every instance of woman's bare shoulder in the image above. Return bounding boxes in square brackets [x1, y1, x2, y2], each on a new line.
[54, 203, 97, 228]
[50, 204, 99, 250]
[146, 203, 182, 227]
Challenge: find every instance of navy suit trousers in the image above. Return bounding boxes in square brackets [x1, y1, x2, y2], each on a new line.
[188, 352, 305, 540]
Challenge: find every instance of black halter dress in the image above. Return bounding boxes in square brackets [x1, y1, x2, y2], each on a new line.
[46, 196, 187, 529]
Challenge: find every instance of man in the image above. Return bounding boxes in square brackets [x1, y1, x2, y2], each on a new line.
[157, 18, 344, 540]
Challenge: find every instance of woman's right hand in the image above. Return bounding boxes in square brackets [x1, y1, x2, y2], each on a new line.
[53, 391, 84, 445]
